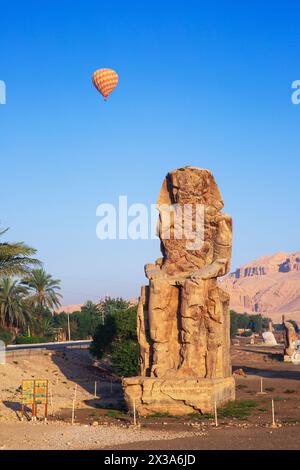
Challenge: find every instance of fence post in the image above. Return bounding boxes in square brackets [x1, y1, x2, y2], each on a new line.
[214, 401, 218, 427]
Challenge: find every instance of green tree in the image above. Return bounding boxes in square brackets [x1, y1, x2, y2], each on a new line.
[22, 269, 62, 316]
[110, 341, 139, 376]
[0, 227, 40, 278]
[74, 301, 102, 339]
[230, 310, 239, 338]
[237, 313, 250, 330]
[98, 296, 130, 323]
[91, 306, 139, 377]
[249, 314, 263, 334]
[53, 301, 102, 340]
[262, 316, 272, 330]
[0, 328, 13, 345]
[0, 278, 31, 329]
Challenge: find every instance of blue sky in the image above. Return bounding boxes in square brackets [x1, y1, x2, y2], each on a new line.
[1, 1, 300, 304]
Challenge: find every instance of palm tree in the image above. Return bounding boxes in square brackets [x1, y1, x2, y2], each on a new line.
[0, 278, 31, 328]
[0, 227, 40, 278]
[22, 269, 62, 315]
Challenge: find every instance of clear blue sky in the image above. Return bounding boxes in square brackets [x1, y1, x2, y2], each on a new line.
[1, 1, 300, 304]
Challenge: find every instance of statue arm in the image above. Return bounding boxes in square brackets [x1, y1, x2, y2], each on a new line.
[145, 258, 164, 280]
[191, 213, 232, 281]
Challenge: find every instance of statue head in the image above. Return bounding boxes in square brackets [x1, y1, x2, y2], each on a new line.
[157, 167, 224, 211]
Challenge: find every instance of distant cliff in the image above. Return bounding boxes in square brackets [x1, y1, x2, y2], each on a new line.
[219, 252, 300, 322]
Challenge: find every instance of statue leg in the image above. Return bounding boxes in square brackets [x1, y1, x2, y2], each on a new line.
[179, 279, 207, 377]
[148, 279, 178, 378]
[205, 284, 223, 378]
[137, 286, 151, 376]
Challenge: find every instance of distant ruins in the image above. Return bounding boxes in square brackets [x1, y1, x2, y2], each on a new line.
[123, 167, 235, 415]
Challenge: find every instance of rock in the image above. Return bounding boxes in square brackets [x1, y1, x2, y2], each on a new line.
[262, 332, 278, 346]
[123, 167, 235, 415]
[283, 316, 299, 362]
[92, 421, 99, 426]
[219, 252, 300, 320]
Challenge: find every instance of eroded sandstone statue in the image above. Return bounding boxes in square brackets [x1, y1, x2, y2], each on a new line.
[123, 167, 235, 415]
[283, 315, 299, 361]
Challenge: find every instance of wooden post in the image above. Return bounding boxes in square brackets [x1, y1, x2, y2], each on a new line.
[257, 377, 267, 395]
[271, 399, 276, 428]
[45, 381, 48, 422]
[133, 399, 137, 426]
[94, 381, 97, 398]
[49, 384, 53, 407]
[67, 313, 71, 341]
[71, 399, 75, 425]
[214, 401, 218, 427]
[74, 384, 77, 403]
[33, 381, 37, 421]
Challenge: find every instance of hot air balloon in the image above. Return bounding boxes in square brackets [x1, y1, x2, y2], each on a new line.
[92, 68, 119, 101]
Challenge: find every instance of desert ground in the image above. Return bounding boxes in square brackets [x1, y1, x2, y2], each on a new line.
[1, 344, 300, 450]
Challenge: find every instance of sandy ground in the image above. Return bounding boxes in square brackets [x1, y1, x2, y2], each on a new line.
[0, 349, 121, 423]
[0, 421, 197, 450]
[1, 345, 300, 450]
[110, 426, 300, 450]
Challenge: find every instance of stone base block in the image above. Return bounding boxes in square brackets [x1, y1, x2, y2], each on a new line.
[123, 376, 235, 416]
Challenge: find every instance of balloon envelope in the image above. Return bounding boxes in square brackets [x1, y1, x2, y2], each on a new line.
[92, 68, 119, 100]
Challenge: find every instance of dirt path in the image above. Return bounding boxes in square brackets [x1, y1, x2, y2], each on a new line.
[109, 425, 300, 450]
[0, 421, 199, 450]
[1, 344, 300, 450]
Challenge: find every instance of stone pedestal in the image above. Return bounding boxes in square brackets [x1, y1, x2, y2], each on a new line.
[123, 376, 235, 416]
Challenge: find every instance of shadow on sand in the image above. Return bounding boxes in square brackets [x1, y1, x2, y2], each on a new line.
[233, 364, 300, 380]
[50, 349, 126, 411]
[3, 400, 33, 421]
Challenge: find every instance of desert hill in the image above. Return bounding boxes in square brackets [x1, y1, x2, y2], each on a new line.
[219, 251, 300, 322]
[56, 304, 83, 314]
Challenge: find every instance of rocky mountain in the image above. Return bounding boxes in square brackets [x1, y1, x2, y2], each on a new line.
[219, 252, 300, 322]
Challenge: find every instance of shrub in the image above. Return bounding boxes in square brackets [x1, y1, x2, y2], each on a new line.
[90, 306, 139, 377]
[0, 329, 13, 345]
[219, 400, 258, 419]
[15, 335, 48, 344]
[110, 340, 139, 377]
[230, 311, 239, 338]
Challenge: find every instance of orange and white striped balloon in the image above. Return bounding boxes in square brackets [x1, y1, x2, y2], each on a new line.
[92, 68, 119, 101]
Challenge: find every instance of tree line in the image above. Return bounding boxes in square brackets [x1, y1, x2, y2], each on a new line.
[0, 227, 63, 344]
[230, 310, 299, 338]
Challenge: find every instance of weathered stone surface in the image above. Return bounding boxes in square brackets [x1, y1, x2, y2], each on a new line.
[124, 376, 235, 416]
[283, 316, 298, 357]
[123, 167, 235, 414]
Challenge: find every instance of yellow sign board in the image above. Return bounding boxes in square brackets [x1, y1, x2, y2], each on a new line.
[35, 379, 48, 404]
[22, 379, 48, 405]
[22, 380, 35, 404]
